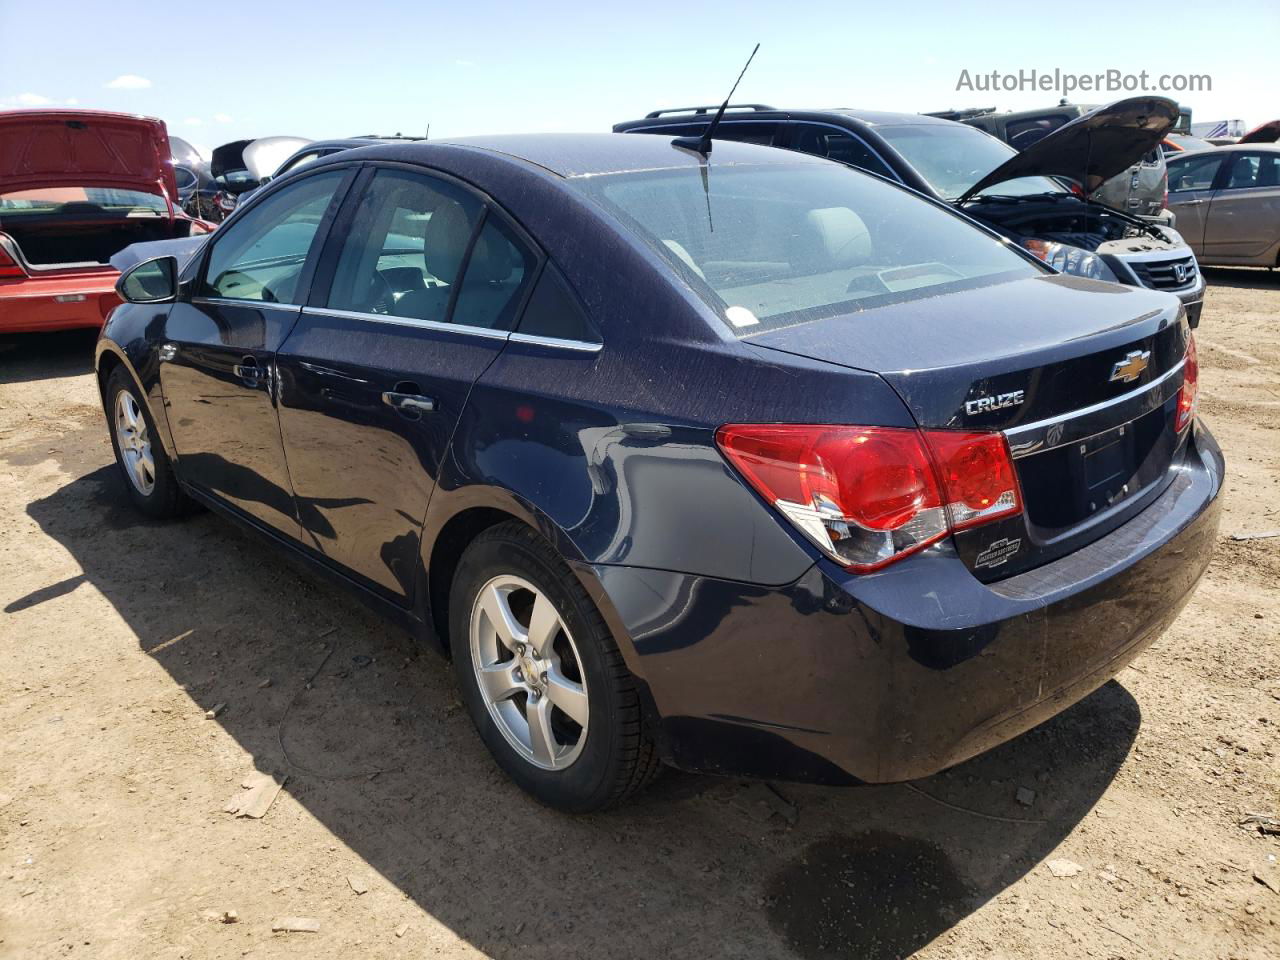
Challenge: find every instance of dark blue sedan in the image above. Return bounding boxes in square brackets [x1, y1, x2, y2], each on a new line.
[97, 133, 1222, 812]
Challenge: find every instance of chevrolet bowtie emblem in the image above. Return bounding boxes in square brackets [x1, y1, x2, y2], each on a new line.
[1109, 350, 1151, 384]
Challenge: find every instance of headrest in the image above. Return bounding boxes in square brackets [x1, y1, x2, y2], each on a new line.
[803, 207, 872, 270]
[422, 202, 475, 283]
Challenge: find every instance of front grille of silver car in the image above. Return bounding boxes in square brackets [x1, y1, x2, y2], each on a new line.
[1131, 256, 1197, 291]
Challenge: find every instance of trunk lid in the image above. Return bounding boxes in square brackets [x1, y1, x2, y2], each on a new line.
[0, 109, 177, 202]
[958, 97, 1180, 202]
[747, 274, 1192, 579]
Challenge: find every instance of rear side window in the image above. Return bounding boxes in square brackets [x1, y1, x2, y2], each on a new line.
[574, 163, 1040, 335]
[324, 169, 483, 323]
[1168, 153, 1225, 191]
[1224, 153, 1278, 189]
[516, 263, 599, 343]
[1006, 115, 1070, 150]
[200, 170, 345, 303]
[449, 214, 537, 330]
[789, 124, 894, 179]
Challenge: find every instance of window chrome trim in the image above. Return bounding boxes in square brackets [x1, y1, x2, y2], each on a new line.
[190, 296, 304, 312]
[508, 331, 602, 353]
[303, 305, 511, 340]
[1004, 358, 1186, 458]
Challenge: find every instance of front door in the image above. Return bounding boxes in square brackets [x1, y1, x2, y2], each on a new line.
[275, 165, 539, 603]
[160, 168, 351, 537]
[1166, 152, 1227, 252]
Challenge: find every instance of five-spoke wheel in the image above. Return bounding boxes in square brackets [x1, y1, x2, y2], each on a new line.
[114, 389, 156, 496]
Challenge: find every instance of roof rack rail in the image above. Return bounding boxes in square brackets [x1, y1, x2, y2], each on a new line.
[644, 103, 776, 119]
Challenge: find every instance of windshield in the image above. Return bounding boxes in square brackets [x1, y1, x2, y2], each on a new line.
[573, 163, 1041, 335]
[0, 187, 168, 215]
[876, 124, 1064, 200]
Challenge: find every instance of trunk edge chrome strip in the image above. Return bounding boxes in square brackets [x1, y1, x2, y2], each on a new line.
[1005, 357, 1186, 459]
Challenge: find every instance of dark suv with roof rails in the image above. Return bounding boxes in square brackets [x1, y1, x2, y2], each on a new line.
[615, 100, 1206, 327]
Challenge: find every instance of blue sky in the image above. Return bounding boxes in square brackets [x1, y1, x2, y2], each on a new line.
[2, 0, 1276, 157]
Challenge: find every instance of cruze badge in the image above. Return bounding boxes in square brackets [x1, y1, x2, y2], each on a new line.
[964, 389, 1025, 417]
[1109, 350, 1150, 384]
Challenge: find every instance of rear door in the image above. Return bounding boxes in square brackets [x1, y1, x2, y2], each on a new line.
[160, 167, 352, 537]
[1165, 152, 1227, 251]
[1202, 151, 1280, 260]
[275, 164, 539, 604]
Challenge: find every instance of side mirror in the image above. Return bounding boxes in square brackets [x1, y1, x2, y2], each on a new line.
[117, 255, 178, 304]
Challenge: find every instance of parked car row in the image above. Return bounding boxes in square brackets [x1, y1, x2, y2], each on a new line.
[95, 111, 1222, 810]
[0, 110, 214, 334]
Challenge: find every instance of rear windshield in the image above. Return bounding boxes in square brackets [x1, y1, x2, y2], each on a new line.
[573, 163, 1041, 334]
[875, 124, 1064, 200]
[0, 187, 167, 215]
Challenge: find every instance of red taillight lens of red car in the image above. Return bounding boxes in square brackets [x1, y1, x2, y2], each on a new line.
[715, 424, 1022, 572]
[1175, 335, 1199, 432]
[0, 235, 26, 279]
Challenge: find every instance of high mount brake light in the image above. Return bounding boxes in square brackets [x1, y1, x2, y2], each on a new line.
[1175, 335, 1199, 432]
[715, 424, 1023, 573]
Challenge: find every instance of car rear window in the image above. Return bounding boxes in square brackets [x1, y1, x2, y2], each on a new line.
[0, 187, 167, 215]
[572, 163, 1041, 335]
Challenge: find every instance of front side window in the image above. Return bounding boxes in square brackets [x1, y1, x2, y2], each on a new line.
[789, 124, 894, 179]
[1168, 153, 1225, 191]
[201, 170, 345, 303]
[574, 162, 1041, 335]
[875, 124, 1063, 200]
[1005, 115, 1071, 150]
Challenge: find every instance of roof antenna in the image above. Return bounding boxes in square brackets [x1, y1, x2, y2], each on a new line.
[672, 43, 760, 155]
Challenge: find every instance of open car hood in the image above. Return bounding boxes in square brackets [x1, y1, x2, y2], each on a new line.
[210, 139, 253, 179]
[1238, 120, 1280, 145]
[958, 97, 1179, 203]
[0, 109, 177, 202]
[242, 136, 312, 179]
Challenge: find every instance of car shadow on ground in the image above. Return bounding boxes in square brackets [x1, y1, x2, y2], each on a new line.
[1201, 265, 1280, 290]
[0, 330, 98, 383]
[20, 460, 1142, 960]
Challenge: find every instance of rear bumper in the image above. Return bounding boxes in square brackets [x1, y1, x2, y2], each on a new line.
[593, 421, 1223, 784]
[0, 273, 119, 333]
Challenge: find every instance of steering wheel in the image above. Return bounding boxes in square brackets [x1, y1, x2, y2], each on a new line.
[363, 270, 397, 315]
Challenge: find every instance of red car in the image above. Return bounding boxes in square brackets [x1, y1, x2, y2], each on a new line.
[0, 109, 214, 334]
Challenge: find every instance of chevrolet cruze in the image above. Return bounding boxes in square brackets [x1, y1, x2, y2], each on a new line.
[97, 134, 1222, 812]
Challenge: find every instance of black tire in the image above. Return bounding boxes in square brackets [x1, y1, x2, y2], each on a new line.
[449, 521, 661, 813]
[104, 366, 191, 520]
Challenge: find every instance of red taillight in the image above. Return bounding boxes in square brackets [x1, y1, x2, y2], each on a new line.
[716, 424, 1022, 573]
[1175, 336, 1199, 432]
[0, 236, 26, 279]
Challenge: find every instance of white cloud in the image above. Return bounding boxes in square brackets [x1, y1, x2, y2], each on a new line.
[106, 74, 152, 90]
[213, 112, 233, 123]
[7, 92, 53, 106]
[1, 92, 82, 108]
[183, 117, 203, 126]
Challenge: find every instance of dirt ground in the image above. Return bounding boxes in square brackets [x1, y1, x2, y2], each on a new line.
[1, 269, 1278, 960]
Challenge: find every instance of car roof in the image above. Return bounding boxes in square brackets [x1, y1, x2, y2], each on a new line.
[1199, 142, 1280, 153]
[353, 132, 832, 178]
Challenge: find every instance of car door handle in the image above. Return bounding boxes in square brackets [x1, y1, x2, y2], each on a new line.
[233, 356, 272, 389]
[381, 391, 435, 416]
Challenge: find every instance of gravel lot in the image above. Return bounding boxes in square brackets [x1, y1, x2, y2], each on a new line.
[2, 269, 1277, 960]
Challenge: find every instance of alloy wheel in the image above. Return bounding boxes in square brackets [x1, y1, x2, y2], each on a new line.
[114, 391, 156, 496]
[469, 574, 589, 771]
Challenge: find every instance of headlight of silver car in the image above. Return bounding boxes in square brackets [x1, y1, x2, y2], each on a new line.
[1022, 239, 1119, 283]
